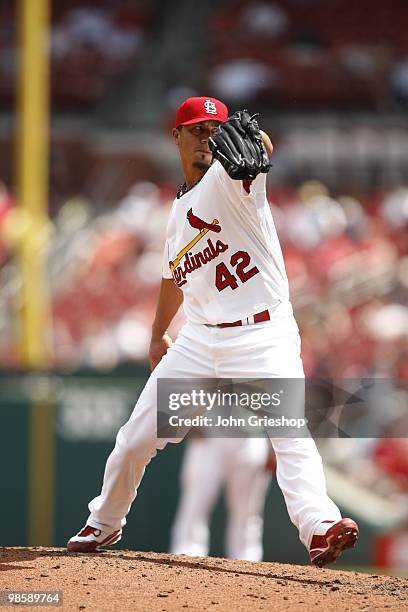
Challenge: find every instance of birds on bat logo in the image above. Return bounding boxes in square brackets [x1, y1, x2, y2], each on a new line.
[187, 208, 221, 233]
[169, 209, 228, 286]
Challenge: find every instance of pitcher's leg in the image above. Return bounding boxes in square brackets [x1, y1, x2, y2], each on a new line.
[87, 375, 171, 530]
[271, 437, 341, 548]
[170, 438, 224, 557]
[218, 323, 342, 551]
[86, 325, 216, 531]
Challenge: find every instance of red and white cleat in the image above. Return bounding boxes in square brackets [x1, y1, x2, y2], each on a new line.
[309, 518, 359, 568]
[67, 524, 122, 553]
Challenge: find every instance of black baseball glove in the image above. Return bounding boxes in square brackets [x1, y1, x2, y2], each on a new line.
[208, 110, 271, 180]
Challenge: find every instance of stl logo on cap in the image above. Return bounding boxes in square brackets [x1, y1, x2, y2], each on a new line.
[175, 97, 228, 127]
[204, 99, 217, 115]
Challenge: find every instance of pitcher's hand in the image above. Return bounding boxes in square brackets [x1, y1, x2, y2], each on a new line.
[149, 333, 173, 370]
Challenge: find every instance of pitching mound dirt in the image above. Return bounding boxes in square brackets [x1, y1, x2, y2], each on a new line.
[0, 547, 407, 611]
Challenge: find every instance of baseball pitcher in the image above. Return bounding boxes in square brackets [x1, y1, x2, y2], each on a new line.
[67, 97, 359, 567]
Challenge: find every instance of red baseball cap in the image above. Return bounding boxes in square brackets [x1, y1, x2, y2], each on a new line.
[175, 96, 228, 128]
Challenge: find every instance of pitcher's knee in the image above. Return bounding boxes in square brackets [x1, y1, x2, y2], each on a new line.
[115, 422, 158, 464]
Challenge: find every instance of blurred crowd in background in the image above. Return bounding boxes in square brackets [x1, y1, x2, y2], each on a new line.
[1, 0, 408, 111]
[0, 178, 406, 380]
[0, 0, 406, 406]
[0, 0, 152, 107]
[204, 0, 408, 111]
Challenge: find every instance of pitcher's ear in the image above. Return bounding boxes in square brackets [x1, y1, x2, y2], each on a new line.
[172, 127, 181, 145]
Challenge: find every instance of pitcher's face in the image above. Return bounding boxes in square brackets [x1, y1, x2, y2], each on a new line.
[173, 121, 220, 172]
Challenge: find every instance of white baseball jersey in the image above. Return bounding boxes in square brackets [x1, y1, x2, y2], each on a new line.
[163, 161, 290, 325]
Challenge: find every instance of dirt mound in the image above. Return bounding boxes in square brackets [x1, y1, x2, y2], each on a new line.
[0, 547, 407, 611]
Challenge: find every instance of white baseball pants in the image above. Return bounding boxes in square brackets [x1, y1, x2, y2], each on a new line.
[169, 437, 271, 561]
[87, 301, 341, 549]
